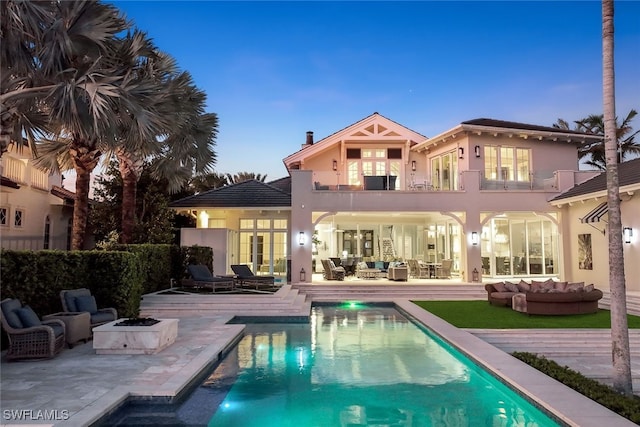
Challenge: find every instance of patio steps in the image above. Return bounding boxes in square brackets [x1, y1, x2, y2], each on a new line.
[469, 329, 640, 390]
[469, 329, 640, 356]
[293, 283, 487, 302]
[598, 291, 640, 316]
[139, 285, 311, 319]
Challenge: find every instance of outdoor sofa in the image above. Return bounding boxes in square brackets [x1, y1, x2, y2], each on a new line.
[484, 279, 603, 315]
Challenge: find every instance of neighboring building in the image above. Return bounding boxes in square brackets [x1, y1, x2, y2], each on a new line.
[0, 145, 74, 250]
[171, 112, 639, 291]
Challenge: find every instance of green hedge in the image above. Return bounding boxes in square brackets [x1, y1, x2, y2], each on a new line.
[1, 249, 144, 318]
[108, 244, 175, 294]
[512, 352, 640, 423]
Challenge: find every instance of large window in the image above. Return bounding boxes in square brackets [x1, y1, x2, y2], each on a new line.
[481, 216, 557, 276]
[346, 148, 402, 189]
[484, 146, 531, 182]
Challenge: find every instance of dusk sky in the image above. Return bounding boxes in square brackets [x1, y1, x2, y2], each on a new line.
[105, 1, 640, 182]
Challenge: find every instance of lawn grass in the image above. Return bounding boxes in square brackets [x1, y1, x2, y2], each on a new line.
[412, 300, 640, 329]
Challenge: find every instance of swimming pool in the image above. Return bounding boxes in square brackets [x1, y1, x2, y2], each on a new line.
[103, 303, 560, 426]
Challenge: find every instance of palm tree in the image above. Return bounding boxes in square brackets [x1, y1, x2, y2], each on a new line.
[112, 42, 218, 243]
[602, 0, 632, 396]
[190, 172, 230, 193]
[553, 110, 639, 170]
[30, 1, 169, 249]
[0, 1, 126, 157]
[226, 172, 268, 184]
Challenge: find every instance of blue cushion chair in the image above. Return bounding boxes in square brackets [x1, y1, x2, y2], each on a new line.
[0, 298, 66, 361]
[60, 288, 118, 327]
[183, 264, 235, 292]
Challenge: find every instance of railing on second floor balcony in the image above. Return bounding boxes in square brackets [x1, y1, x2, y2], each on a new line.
[479, 170, 557, 191]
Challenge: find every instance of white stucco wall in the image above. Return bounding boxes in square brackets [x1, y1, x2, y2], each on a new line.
[562, 195, 640, 292]
[180, 228, 229, 275]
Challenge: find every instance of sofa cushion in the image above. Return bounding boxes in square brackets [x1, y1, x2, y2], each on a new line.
[17, 306, 41, 327]
[490, 282, 507, 292]
[505, 282, 520, 293]
[517, 280, 531, 292]
[75, 295, 98, 314]
[531, 279, 555, 293]
[554, 281, 568, 292]
[584, 284, 595, 292]
[1, 299, 24, 329]
[567, 282, 585, 292]
[91, 311, 116, 325]
[491, 291, 519, 299]
[64, 293, 78, 312]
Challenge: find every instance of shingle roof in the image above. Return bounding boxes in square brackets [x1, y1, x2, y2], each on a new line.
[551, 158, 640, 201]
[169, 179, 291, 208]
[462, 118, 599, 136]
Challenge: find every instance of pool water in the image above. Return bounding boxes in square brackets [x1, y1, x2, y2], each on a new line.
[104, 304, 559, 426]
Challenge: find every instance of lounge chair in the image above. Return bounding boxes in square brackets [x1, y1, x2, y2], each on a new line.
[183, 264, 235, 293]
[60, 288, 118, 327]
[321, 259, 345, 281]
[230, 264, 276, 290]
[1, 298, 66, 360]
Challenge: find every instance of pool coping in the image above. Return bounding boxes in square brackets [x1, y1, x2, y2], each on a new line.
[395, 299, 635, 427]
[61, 300, 636, 426]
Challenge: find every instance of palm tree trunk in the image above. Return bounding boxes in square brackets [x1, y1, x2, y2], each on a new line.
[70, 138, 101, 250]
[602, 0, 632, 396]
[117, 151, 141, 244]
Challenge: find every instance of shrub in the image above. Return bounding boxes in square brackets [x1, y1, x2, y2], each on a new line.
[512, 352, 640, 423]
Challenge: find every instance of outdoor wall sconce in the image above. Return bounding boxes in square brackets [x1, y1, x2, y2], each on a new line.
[471, 231, 479, 245]
[298, 231, 306, 246]
[411, 160, 417, 171]
[300, 268, 306, 282]
[332, 159, 338, 171]
[474, 145, 481, 158]
[624, 227, 633, 244]
[458, 147, 464, 159]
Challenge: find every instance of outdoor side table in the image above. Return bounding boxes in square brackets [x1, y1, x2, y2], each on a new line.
[42, 312, 91, 348]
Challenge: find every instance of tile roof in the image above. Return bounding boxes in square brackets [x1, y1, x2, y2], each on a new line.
[462, 118, 599, 136]
[267, 177, 291, 194]
[551, 158, 640, 201]
[169, 179, 291, 208]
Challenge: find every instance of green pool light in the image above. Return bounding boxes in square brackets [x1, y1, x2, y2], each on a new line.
[345, 301, 363, 309]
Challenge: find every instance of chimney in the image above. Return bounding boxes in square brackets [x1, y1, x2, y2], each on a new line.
[302, 131, 314, 148]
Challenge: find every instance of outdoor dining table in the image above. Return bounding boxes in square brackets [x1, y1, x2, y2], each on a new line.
[425, 263, 441, 278]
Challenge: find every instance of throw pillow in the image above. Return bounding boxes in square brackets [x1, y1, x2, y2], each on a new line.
[375, 261, 384, 270]
[567, 282, 585, 292]
[1, 299, 24, 329]
[75, 295, 98, 314]
[584, 284, 595, 292]
[554, 281, 568, 292]
[530, 281, 543, 293]
[490, 282, 507, 292]
[505, 282, 519, 293]
[541, 279, 555, 292]
[517, 280, 531, 292]
[16, 306, 42, 327]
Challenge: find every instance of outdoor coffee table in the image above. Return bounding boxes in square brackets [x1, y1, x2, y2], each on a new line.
[42, 312, 91, 348]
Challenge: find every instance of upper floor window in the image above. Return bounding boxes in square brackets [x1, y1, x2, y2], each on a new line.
[0, 207, 7, 226]
[484, 146, 531, 182]
[14, 209, 23, 227]
[347, 148, 402, 189]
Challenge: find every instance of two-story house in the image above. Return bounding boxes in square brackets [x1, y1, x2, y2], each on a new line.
[172, 112, 638, 291]
[0, 145, 74, 250]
